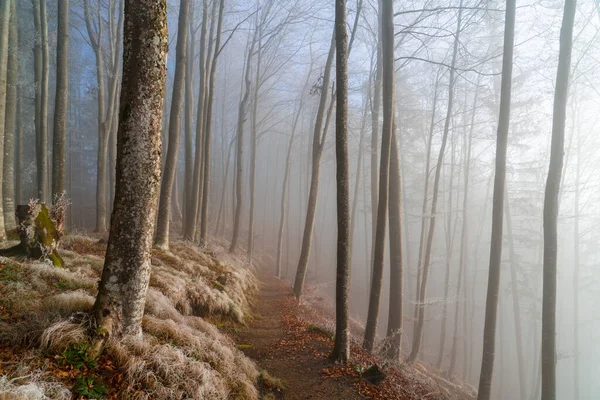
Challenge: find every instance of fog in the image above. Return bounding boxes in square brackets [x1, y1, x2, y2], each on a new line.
[8, 0, 600, 398]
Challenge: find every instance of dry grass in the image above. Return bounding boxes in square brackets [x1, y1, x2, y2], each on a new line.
[0, 234, 261, 399]
[0, 374, 71, 400]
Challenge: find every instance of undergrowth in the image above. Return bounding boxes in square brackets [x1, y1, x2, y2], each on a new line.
[0, 235, 261, 399]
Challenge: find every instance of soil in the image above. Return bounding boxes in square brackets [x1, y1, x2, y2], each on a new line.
[236, 272, 478, 400]
[235, 274, 364, 400]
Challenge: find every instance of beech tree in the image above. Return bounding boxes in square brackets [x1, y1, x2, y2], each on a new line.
[363, 0, 396, 353]
[93, 0, 168, 342]
[408, 2, 463, 363]
[541, 0, 576, 397]
[3, 0, 17, 232]
[52, 0, 69, 201]
[477, 0, 516, 396]
[331, 0, 350, 363]
[154, 0, 191, 249]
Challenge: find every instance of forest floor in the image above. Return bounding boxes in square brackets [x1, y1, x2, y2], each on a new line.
[235, 272, 477, 400]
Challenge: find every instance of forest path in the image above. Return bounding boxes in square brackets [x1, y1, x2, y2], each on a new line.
[235, 273, 364, 400]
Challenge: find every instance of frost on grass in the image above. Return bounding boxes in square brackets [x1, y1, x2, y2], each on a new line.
[0, 235, 260, 399]
[106, 316, 258, 400]
[0, 373, 71, 400]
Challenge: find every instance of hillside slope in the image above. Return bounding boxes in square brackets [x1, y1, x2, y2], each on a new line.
[0, 235, 264, 399]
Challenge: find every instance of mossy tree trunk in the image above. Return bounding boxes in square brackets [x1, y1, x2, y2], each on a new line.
[0, 203, 65, 268]
[93, 0, 167, 343]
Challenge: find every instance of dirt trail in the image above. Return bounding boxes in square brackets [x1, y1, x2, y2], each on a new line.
[235, 274, 363, 400]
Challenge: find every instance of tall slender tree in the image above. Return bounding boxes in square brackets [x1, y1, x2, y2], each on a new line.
[330, 0, 350, 363]
[0, 0, 11, 241]
[154, 0, 191, 249]
[198, 0, 225, 246]
[52, 0, 69, 200]
[363, 0, 395, 352]
[408, 3, 463, 363]
[541, 0, 576, 397]
[3, 0, 17, 232]
[184, 0, 208, 241]
[476, 0, 516, 396]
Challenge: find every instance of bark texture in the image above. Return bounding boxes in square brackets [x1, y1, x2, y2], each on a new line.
[93, 0, 167, 341]
[330, 0, 350, 363]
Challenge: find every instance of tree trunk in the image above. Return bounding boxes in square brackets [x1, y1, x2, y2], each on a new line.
[93, 0, 167, 344]
[292, 31, 335, 298]
[386, 118, 402, 361]
[412, 74, 439, 345]
[52, 0, 69, 201]
[32, 0, 42, 202]
[349, 85, 369, 259]
[0, 0, 10, 241]
[199, 0, 225, 246]
[363, 0, 395, 352]
[572, 128, 581, 400]
[183, 6, 195, 228]
[330, 0, 350, 363]
[3, 0, 17, 232]
[0, 203, 64, 267]
[276, 67, 311, 277]
[35, 0, 49, 203]
[370, 6, 382, 275]
[505, 190, 527, 397]
[247, 25, 263, 261]
[230, 31, 257, 253]
[448, 112, 473, 378]
[476, 0, 515, 395]
[154, 0, 190, 249]
[407, 4, 462, 363]
[15, 90, 22, 207]
[184, 0, 208, 241]
[437, 133, 456, 369]
[541, 0, 576, 397]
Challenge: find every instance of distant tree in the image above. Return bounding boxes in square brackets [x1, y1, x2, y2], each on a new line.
[0, 0, 11, 240]
[293, 0, 360, 298]
[52, 0, 69, 201]
[408, 2, 463, 363]
[3, 0, 17, 232]
[32, 0, 49, 203]
[84, 0, 121, 233]
[331, 0, 350, 363]
[93, 0, 167, 344]
[541, 0, 576, 397]
[154, 0, 191, 249]
[230, 24, 257, 253]
[184, 0, 208, 241]
[364, 0, 395, 353]
[291, 30, 335, 296]
[276, 64, 312, 277]
[476, 0, 516, 396]
[198, 0, 225, 246]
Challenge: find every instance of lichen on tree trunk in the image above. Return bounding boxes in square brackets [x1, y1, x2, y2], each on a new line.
[0, 202, 65, 268]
